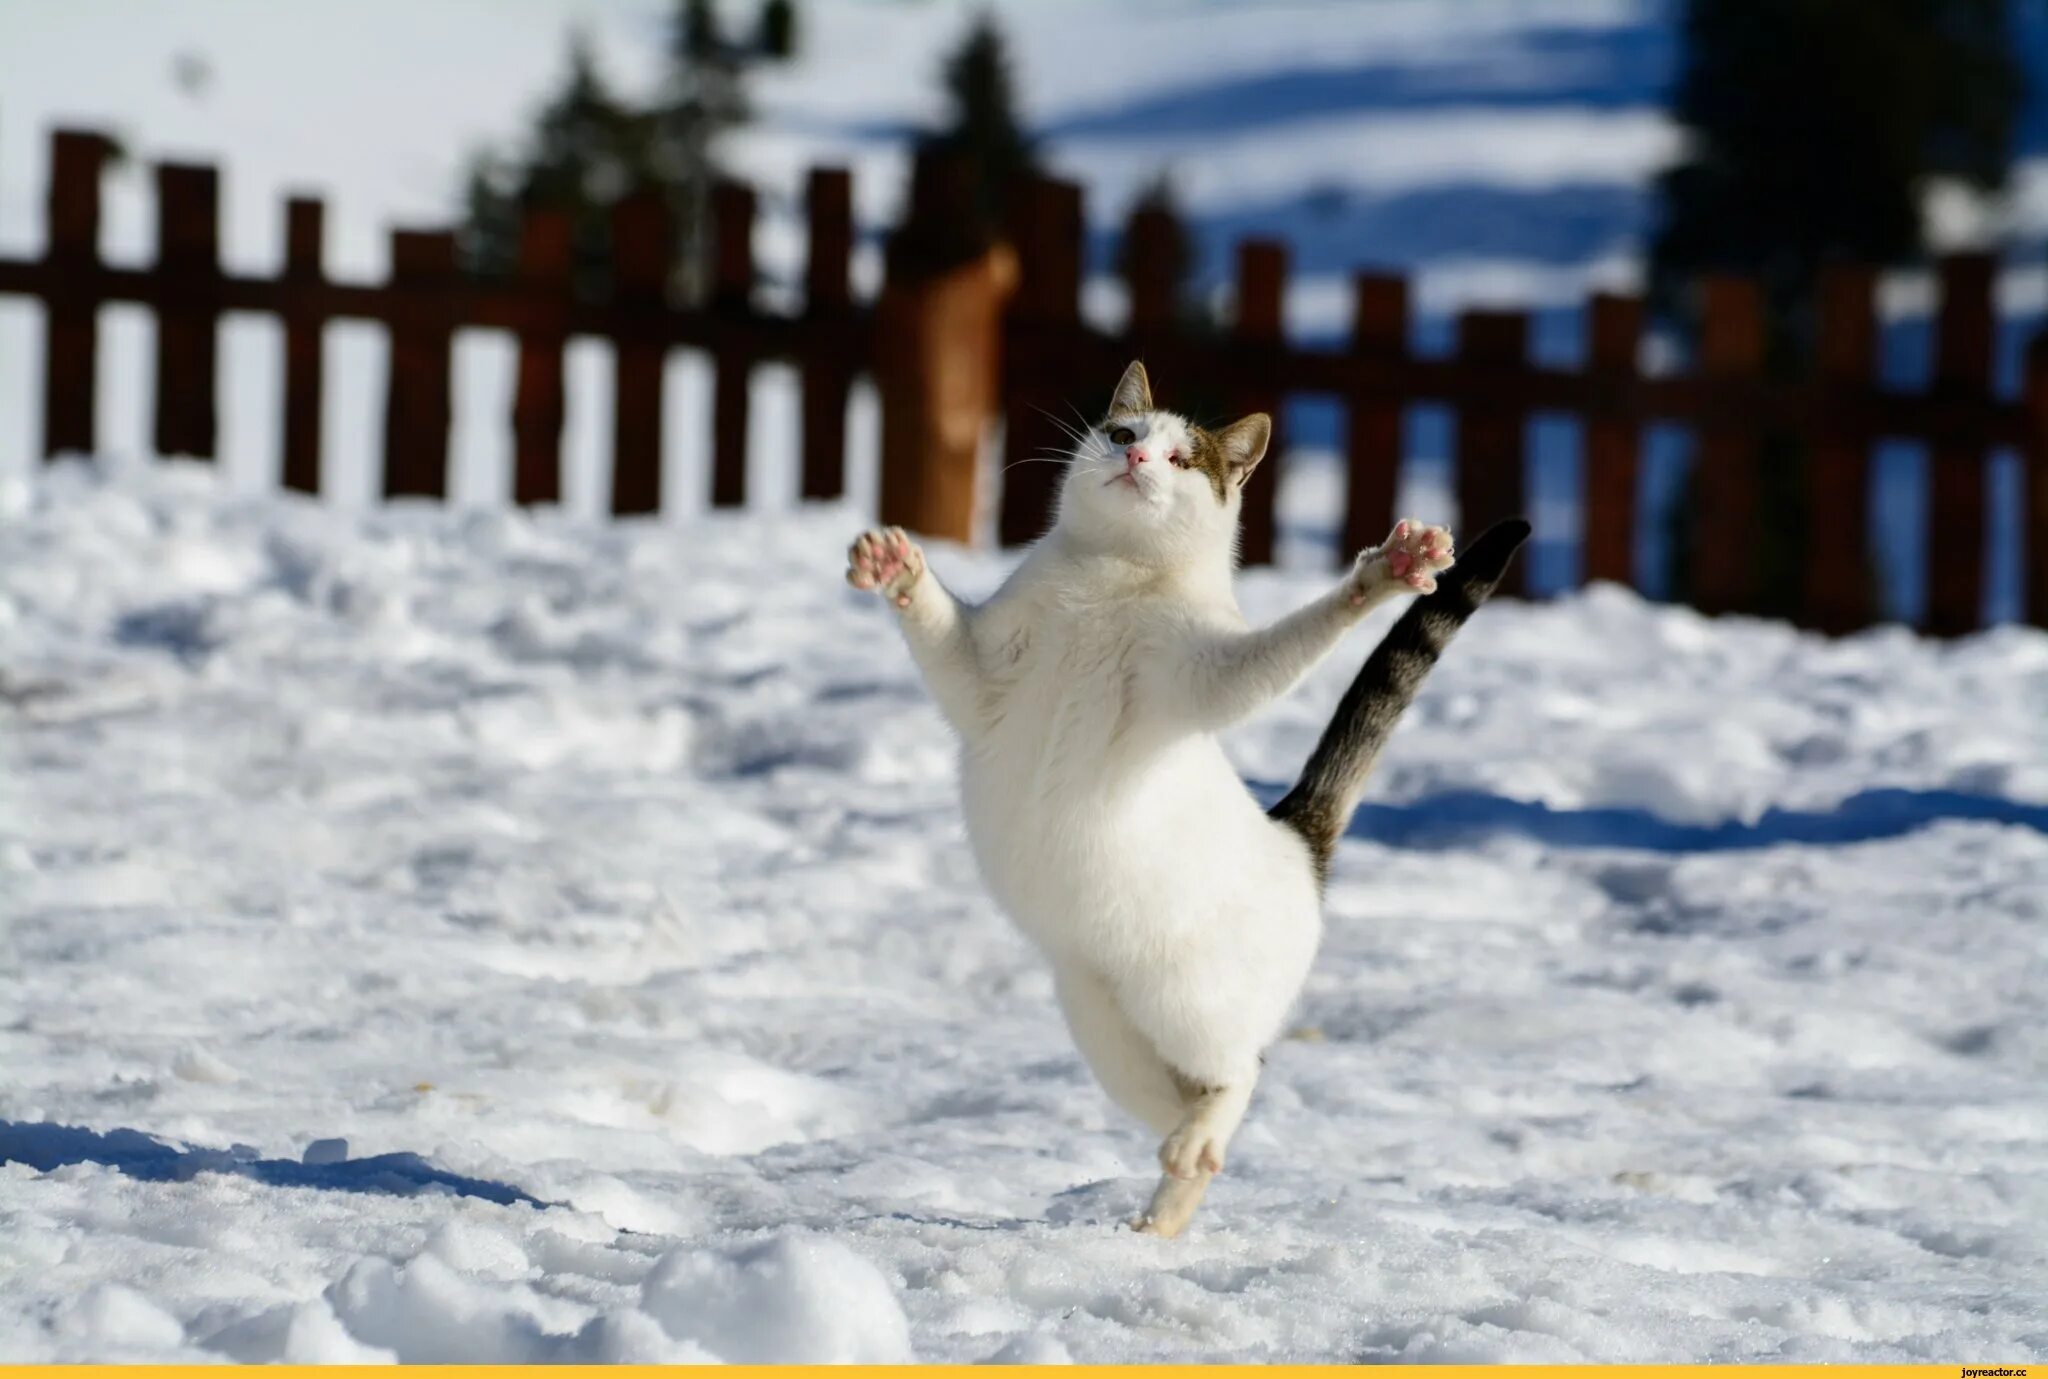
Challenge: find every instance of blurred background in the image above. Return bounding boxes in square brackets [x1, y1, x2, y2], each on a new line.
[2, 0, 2045, 623]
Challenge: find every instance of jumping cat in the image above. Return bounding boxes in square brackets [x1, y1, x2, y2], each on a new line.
[846, 361, 1529, 1237]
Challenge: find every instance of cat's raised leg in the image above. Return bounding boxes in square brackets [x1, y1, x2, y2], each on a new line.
[1175, 519, 1455, 731]
[846, 526, 983, 733]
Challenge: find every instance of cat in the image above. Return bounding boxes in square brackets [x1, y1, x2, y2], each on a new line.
[846, 360, 1528, 1237]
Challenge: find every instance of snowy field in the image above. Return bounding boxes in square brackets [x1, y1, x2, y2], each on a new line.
[3, 460, 2046, 1362]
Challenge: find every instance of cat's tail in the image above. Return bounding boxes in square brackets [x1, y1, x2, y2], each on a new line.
[1268, 518, 1531, 883]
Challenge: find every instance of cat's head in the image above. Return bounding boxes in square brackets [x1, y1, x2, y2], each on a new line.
[1055, 360, 1271, 562]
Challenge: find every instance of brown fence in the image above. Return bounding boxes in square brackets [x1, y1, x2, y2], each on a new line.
[3, 130, 2045, 635]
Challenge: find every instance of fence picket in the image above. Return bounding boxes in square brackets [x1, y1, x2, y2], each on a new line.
[1233, 240, 1286, 566]
[281, 197, 325, 494]
[42, 130, 108, 458]
[512, 208, 571, 506]
[801, 168, 853, 501]
[1343, 273, 1406, 561]
[1455, 309, 1529, 596]
[710, 180, 756, 509]
[1693, 276, 1764, 615]
[153, 163, 220, 460]
[1928, 253, 1994, 635]
[1583, 293, 1641, 588]
[381, 229, 455, 499]
[1806, 264, 1876, 632]
[998, 176, 1084, 547]
[609, 193, 668, 516]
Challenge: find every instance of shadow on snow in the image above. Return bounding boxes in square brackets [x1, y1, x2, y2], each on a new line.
[0, 1120, 545, 1209]
[1243, 784, 2048, 853]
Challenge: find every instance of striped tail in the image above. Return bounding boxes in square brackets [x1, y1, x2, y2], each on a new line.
[1268, 518, 1531, 883]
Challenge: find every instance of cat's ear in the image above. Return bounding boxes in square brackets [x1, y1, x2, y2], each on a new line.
[1108, 360, 1153, 417]
[1213, 413, 1271, 485]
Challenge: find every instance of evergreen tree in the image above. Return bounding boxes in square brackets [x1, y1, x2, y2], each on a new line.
[458, 5, 765, 302]
[922, 14, 1038, 235]
[1651, 0, 2019, 359]
[1647, 0, 2019, 615]
[758, 0, 798, 60]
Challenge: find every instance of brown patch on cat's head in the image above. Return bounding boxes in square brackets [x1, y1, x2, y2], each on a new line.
[1185, 413, 1272, 502]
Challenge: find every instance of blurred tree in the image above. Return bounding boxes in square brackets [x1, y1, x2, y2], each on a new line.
[1648, 0, 2020, 615]
[1652, 0, 2020, 354]
[758, 0, 798, 60]
[459, 34, 663, 291]
[921, 14, 1039, 237]
[459, 1, 782, 300]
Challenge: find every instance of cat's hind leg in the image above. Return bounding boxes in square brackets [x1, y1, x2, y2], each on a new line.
[1134, 1072, 1256, 1239]
[1054, 968, 1184, 1137]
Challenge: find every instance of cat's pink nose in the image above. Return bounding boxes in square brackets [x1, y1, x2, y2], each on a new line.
[1125, 445, 1147, 466]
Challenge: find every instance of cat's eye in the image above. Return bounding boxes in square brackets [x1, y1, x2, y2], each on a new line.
[1108, 426, 1135, 446]
[1168, 451, 1188, 468]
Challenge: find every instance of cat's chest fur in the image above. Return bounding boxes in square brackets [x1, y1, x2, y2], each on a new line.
[953, 559, 1266, 958]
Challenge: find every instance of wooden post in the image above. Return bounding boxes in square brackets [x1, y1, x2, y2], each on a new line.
[511, 208, 571, 506]
[1233, 239, 1286, 566]
[1927, 252, 1994, 635]
[1125, 205, 1179, 339]
[1342, 273, 1406, 561]
[381, 229, 455, 499]
[280, 197, 326, 494]
[1804, 264, 1876, 632]
[709, 179, 755, 508]
[610, 193, 668, 517]
[1582, 293, 1642, 588]
[1454, 309, 1529, 595]
[42, 129, 109, 458]
[800, 167, 853, 501]
[2024, 333, 2048, 629]
[876, 150, 1016, 543]
[998, 175, 1082, 546]
[153, 163, 220, 459]
[1692, 275, 1764, 615]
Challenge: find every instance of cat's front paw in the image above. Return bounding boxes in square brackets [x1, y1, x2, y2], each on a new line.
[846, 526, 926, 607]
[1352, 518, 1454, 600]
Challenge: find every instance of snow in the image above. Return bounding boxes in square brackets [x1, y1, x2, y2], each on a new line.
[3, 459, 2045, 1362]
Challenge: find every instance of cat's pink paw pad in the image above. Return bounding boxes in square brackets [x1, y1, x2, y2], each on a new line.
[845, 526, 924, 599]
[1381, 518, 1454, 590]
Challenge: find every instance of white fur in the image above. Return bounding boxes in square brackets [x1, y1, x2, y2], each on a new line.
[846, 368, 1451, 1234]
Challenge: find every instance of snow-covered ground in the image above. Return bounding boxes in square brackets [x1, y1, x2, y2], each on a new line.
[3, 460, 2045, 1362]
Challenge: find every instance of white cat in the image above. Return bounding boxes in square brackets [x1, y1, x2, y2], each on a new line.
[847, 361, 1527, 1237]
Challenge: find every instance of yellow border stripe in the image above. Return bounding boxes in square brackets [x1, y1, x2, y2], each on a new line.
[0, 1360, 2023, 1368]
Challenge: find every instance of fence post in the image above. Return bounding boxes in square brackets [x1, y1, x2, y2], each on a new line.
[1233, 240, 1286, 566]
[710, 179, 756, 509]
[281, 197, 326, 494]
[153, 163, 221, 460]
[42, 129, 109, 459]
[1805, 264, 1876, 632]
[610, 193, 669, 517]
[876, 151, 1016, 544]
[382, 229, 455, 498]
[512, 208, 571, 506]
[1582, 293, 1641, 588]
[998, 175, 1082, 546]
[1693, 276, 1764, 615]
[1928, 252, 1994, 636]
[1454, 309, 1529, 595]
[1125, 204, 1180, 341]
[2025, 333, 2048, 629]
[801, 167, 853, 501]
[1342, 273, 1406, 561]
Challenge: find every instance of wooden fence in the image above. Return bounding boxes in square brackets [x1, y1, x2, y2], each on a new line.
[2, 129, 2045, 635]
